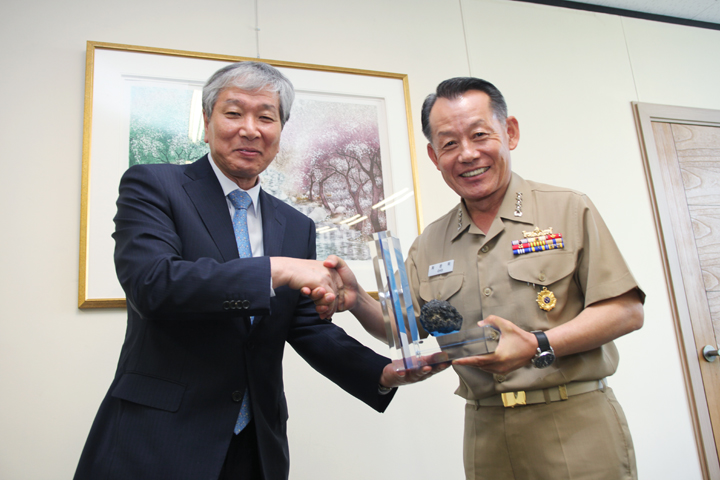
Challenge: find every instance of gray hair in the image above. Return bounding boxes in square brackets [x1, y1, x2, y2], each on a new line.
[421, 77, 508, 142]
[202, 62, 295, 127]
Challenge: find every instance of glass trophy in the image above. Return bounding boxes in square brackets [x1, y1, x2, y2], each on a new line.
[369, 231, 500, 372]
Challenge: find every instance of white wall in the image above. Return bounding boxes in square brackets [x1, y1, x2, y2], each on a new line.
[1, 0, 718, 478]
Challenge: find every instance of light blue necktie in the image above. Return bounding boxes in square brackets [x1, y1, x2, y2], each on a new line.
[228, 189, 253, 434]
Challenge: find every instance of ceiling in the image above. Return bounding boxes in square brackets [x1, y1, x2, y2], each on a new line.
[520, 0, 720, 26]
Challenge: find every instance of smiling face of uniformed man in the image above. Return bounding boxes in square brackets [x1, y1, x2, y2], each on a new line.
[426, 89, 519, 213]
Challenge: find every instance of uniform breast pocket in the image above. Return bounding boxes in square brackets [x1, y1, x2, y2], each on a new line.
[507, 251, 575, 286]
[419, 273, 464, 303]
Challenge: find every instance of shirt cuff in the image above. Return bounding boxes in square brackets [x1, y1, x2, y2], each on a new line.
[378, 384, 393, 395]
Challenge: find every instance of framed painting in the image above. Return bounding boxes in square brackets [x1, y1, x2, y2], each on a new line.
[78, 41, 421, 308]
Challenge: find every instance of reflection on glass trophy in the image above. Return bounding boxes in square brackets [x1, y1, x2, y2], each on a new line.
[369, 230, 500, 371]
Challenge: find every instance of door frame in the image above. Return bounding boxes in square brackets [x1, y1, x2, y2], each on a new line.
[633, 102, 720, 479]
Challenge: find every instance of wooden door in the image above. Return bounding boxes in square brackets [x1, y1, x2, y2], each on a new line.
[634, 103, 720, 480]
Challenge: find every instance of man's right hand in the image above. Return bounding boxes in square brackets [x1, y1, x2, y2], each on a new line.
[298, 255, 359, 317]
[270, 257, 343, 317]
[305, 256, 387, 341]
[323, 255, 359, 313]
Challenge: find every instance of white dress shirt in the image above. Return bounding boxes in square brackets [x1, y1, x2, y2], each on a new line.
[208, 154, 274, 297]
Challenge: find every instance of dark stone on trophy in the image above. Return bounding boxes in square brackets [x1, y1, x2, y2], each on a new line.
[419, 300, 463, 335]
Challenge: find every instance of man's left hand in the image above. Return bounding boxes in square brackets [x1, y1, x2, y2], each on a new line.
[379, 355, 451, 388]
[451, 315, 537, 374]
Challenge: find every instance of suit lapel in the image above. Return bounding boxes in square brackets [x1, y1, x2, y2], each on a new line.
[183, 156, 248, 337]
[260, 189, 286, 257]
[182, 161, 286, 335]
[245, 190, 286, 333]
[183, 156, 239, 262]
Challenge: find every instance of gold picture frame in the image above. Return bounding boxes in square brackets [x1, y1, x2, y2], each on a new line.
[78, 41, 422, 308]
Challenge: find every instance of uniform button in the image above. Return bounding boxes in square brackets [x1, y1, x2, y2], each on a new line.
[538, 273, 547, 282]
[242, 300, 250, 309]
[483, 287, 492, 296]
[232, 390, 243, 402]
[481, 245, 489, 253]
[223, 301, 231, 310]
[494, 374, 506, 383]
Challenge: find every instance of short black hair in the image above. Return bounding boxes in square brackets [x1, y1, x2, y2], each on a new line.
[421, 77, 508, 142]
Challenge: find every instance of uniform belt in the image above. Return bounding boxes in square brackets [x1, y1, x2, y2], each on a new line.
[466, 379, 606, 408]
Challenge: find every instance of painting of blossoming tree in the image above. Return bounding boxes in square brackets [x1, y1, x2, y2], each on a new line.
[270, 96, 386, 261]
[128, 85, 387, 261]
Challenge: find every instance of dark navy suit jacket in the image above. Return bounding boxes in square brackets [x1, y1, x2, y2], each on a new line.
[74, 156, 393, 480]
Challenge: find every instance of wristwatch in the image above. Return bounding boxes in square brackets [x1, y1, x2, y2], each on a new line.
[531, 330, 555, 368]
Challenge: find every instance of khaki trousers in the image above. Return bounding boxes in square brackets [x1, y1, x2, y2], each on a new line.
[463, 386, 637, 480]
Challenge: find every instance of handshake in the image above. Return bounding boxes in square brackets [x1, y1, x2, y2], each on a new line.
[269, 254, 359, 320]
[270, 254, 451, 388]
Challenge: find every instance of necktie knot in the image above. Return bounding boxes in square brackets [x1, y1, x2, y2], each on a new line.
[228, 189, 252, 211]
[229, 189, 253, 260]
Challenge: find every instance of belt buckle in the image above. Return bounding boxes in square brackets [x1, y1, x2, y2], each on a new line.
[501, 391, 527, 408]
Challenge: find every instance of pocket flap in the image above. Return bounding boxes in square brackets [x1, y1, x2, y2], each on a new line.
[419, 273, 464, 302]
[112, 372, 186, 412]
[507, 251, 575, 285]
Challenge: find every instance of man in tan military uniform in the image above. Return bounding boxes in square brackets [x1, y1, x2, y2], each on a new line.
[317, 77, 644, 480]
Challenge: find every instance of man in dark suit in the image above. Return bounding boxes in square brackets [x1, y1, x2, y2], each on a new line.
[74, 62, 440, 480]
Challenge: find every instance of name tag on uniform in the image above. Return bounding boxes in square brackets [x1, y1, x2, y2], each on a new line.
[428, 260, 454, 277]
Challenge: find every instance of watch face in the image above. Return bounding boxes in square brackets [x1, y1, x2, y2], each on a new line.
[532, 351, 555, 368]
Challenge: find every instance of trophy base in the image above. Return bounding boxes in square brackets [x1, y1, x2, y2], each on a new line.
[391, 324, 500, 372]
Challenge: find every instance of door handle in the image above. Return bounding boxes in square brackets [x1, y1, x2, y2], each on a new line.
[703, 345, 720, 362]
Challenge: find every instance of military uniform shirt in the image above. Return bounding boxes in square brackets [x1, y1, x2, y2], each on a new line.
[405, 173, 644, 400]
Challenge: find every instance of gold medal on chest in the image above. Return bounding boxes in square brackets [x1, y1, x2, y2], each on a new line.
[536, 287, 556, 311]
